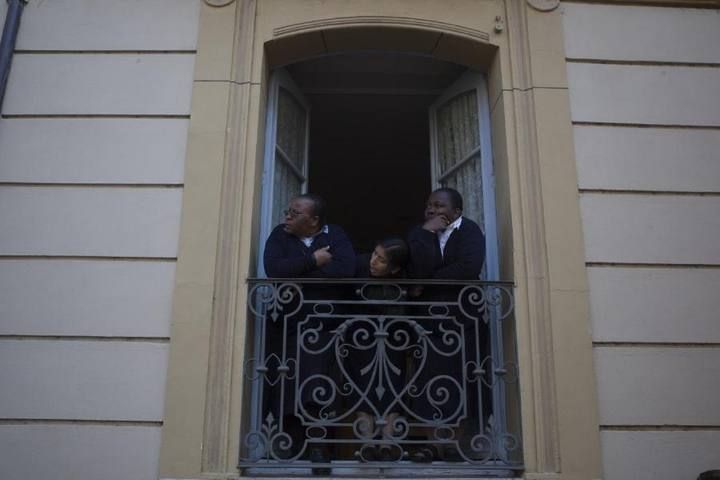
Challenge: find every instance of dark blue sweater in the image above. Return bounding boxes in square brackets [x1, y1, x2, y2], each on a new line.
[407, 217, 485, 280]
[263, 224, 356, 278]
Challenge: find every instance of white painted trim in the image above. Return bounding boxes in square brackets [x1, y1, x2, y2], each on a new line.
[477, 74, 500, 283]
[428, 71, 505, 455]
[256, 68, 311, 277]
[428, 98, 439, 188]
[428, 71, 500, 280]
[257, 74, 280, 279]
[437, 145, 482, 183]
[250, 68, 311, 461]
[429, 71, 486, 190]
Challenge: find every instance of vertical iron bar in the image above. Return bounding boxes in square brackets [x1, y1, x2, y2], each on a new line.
[247, 285, 269, 461]
[473, 302, 484, 437]
[489, 286, 509, 460]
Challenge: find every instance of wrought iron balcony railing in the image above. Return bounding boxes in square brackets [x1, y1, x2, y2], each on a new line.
[239, 278, 522, 477]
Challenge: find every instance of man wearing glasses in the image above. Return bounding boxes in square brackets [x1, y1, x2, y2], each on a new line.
[262, 193, 355, 473]
[264, 193, 355, 278]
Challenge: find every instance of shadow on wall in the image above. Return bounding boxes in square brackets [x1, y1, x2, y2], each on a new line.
[699, 471, 720, 480]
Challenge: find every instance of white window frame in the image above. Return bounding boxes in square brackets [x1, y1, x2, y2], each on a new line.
[429, 71, 500, 282]
[256, 67, 311, 277]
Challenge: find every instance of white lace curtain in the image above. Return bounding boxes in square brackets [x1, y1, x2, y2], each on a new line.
[435, 90, 484, 233]
[272, 87, 307, 228]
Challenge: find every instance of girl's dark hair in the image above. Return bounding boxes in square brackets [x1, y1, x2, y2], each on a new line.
[377, 237, 409, 273]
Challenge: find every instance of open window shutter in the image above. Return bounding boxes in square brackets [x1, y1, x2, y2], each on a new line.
[257, 68, 310, 276]
[430, 71, 507, 446]
[429, 71, 498, 280]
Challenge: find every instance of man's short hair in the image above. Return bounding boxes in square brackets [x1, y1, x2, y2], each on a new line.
[295, 193, 327, 225]
[433, 187, 463, 211]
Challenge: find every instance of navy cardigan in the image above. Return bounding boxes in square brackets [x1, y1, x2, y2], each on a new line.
[407, 217, 485, 280]
[263, 224, 356, 278]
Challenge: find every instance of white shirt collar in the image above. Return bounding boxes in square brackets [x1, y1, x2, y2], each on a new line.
[437, 216, 463, 255]
[300, 224, 329, 248]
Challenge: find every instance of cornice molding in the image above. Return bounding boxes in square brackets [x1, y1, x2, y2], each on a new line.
[563, 0, 719, 6]
[273, 15, 490, 42]
[527, 0, 561, 11]
[203, 0, 235, 7]
[524, 474, 563, 480]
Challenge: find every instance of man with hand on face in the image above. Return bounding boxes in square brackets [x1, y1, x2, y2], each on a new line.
[406, 188, 486, 462]
[407, 187, 485, 283]
[264, 193, 355, 278]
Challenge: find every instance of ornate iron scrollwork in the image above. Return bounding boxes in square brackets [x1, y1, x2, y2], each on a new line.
[240, 278, 521, 475]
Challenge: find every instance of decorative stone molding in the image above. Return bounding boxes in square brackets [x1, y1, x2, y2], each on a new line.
[525, 474, 563, 480]
[583, 0, 718, 5]
[526, 0, 560, 12]
[201, 0, 257, 473]
[274, 16, 490, 42]
[160, 0, 605, 476]
[503, 0, 561, 473]
[199, 0, 572, 476]
[203, 0, 235, 7]
[494, 15, 505, 34]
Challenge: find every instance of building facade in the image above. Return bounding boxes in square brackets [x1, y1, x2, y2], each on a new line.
[0, 1, 718, 479]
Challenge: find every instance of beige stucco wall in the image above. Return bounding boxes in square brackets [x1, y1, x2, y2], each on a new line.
[562, 3, 720, 479]
[0, 2, 200, 480]
[160, 1, 603, 479]
[1, 2, 716, 478]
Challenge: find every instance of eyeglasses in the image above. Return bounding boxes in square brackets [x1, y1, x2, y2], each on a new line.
[283, 208, 307, 218]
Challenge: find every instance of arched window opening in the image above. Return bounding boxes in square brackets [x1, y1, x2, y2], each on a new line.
[242, 49, 521, 477]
